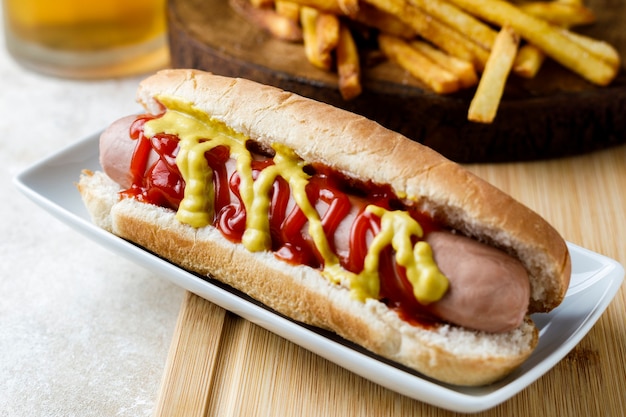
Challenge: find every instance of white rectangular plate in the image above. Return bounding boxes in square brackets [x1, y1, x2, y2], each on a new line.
[14, 132, 625, 413]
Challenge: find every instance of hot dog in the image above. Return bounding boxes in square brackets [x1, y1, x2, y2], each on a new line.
[78, 69, 571, 386]
[98, 114, 531, 333]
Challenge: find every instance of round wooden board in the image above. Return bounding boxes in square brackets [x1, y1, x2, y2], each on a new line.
[167, 0, 626, 162]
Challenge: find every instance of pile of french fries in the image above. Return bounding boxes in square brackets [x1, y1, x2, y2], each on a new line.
[229, 0, 621, 123]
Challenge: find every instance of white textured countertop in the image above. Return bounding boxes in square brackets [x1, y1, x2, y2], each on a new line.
[0, 11, 185, 417]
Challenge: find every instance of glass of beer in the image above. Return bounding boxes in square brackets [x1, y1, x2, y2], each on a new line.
[2, 0, 168, 78]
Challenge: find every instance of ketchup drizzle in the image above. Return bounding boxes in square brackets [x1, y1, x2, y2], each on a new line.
[124, 117, 440, 327]
[123, 116, 185, 210]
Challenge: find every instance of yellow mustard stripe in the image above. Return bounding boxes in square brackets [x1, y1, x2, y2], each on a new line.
[142, 99, 449, 304]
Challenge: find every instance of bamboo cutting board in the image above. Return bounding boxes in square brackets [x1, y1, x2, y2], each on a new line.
[152, 144, 626, 416]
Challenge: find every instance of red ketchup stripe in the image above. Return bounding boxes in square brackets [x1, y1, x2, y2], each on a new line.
[123, 118, 440, 327]
[128, 116, 156, 187]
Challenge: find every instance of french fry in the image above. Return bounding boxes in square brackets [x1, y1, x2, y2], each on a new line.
[468, 25, 520, 123]
[316, 11, 340, 56]
[560, 28, 621, 69]
[337, 24, 362, 100]
[250, 0, 274, 8]
[354, 2, 417, 38]
[445, 0, 618, 85]
[364, 0, 490, 70]
[410, 40, 478, 88]
[275, 1, 301, 22]
[513, 43, 546, 78]
[511, 0, 596, 78]
[518, 1, 596, 27]
[379, 34, 461, 94]
[555, 0, 583, 5]
[408, 0, 498, 51]
[230, 0, 303, 42]
[338, 0, 360, 17]
[285, 0, 345, 15]
[301, 6, 333, 70]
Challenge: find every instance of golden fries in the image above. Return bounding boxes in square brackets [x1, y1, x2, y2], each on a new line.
[337, 0, 359, 16]
[511, 0, 595, 79]
[407, 0, 498, 51]
[301, 6, 333, 70]
[513, 43, 546, 78]
[468, 25, 520, 123]
[445, 0, 618, 86]
[250, 0, 274, 7]
[518, 1, 596, 27]
[275, 1, 301, 22]
[354, 3, 417, 38]
[560, 29, 621, 69]
[283, 0, 345, 15]
[364, 0, 490, 70]
[315, 11, 340, 56]
[337, 23, 362, 100]
[230, 0, 303, 42]
[556, 0, 584, 5]
[410, 40, 478, 88]
[286, 0, 358, 16]
[379, 34, 461, 94]
[231, 0, 621, 123]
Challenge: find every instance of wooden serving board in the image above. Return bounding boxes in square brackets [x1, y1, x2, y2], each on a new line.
[166, 0, 626, 162]
[151, 146, 626, 415]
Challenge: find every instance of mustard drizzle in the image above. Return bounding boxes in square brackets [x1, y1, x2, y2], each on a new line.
[142, 99, 449, 304]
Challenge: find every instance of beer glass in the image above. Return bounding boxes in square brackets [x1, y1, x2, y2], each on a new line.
[2, 0, 168, 78]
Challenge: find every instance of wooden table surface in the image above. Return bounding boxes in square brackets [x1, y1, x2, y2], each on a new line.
[152, 143, 626, 416]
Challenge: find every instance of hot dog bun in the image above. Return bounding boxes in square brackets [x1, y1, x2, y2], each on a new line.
[78, 69, 571, 386]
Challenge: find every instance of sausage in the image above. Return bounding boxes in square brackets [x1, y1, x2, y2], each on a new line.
[99, 115, 159, 190]
[425, 231, 529, 333]
[99, 116, 530, 333]
[99, 115, 137, 190]
[329, 201, 529, 333]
